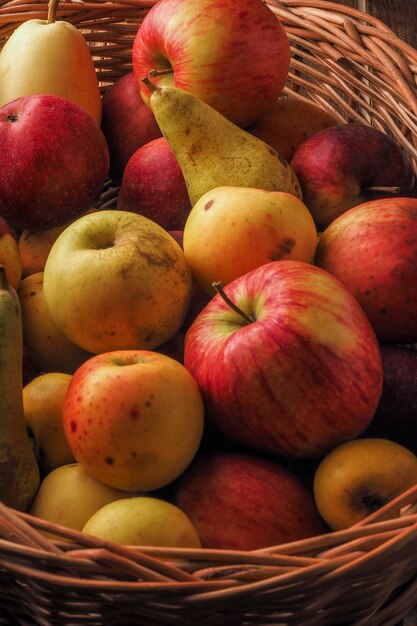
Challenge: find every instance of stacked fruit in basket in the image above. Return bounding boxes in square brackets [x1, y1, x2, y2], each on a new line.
[1, 0, 417, 552]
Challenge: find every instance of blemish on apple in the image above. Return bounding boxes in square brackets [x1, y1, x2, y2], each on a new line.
[105, 456, 114, 465]
[70, 420, 77, 433]
[204, 200, 214, 211]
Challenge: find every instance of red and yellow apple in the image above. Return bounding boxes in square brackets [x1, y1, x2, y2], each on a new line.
[184, 260, 383, 459]
[183, 187, 318, 295]
[315, 197, 417, 344]
[133, 0, 291, 127]
[63, 350, 204, 492]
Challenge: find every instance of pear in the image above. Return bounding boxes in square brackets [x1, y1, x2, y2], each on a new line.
[0, 266, 40, 511]
[142, 78, 302, 206]
[0, 0, 102, 124]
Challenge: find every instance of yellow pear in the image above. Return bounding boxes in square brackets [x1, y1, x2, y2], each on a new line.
[142, 78, 302, 206]
[0, 0, 101, 123]
[0, 266, 39, 511]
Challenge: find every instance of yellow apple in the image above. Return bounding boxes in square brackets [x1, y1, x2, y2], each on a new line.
[63, 350, 204, 492]
[82, 496, 201, 548]
[18, 272, 92, 374]
[183, 186, 317, 295]
[0, 0, 102, 123]
[246, 97, 341, 163]
[43, 209, 193, 354]
[30, 463, 135, 537]
[313, 438, 417, 530]
[0, 216, 21, 289]
[23, 372, 75, 474]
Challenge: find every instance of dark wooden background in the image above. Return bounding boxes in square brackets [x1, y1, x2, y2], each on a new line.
[336, 0, 417, 48]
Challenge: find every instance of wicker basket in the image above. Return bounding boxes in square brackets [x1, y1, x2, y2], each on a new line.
[1, 1, 417, 624]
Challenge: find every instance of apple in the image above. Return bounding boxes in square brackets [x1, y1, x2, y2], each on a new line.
[313, 438, 417, 530]
[362, 345, 417, 454]
[43, 209, 193, 354]
[82, 496, 201, 548]
[132, 0, 291, 127]
[118, 137, 191, 231]
[0, 94, 109, 230]
[18, 271, 93, 375]
[30, 463, 136, 538]
[0, 215, 21, 289]
[314, 197, 417, 344]
[101, 71, 162, 184]
[291, 122, 415, 230]
[183, 187, 318, 295]
[246, 97, 340, 163]
[63, 350, 204, 492]
[23, 372, 75, 475]
[173, 451, 326, 550]
[184, 260, 383, 459]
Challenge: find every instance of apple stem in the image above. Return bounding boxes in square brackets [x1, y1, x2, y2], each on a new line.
[148, 68, 174, 77]
[0, 266, 8, 291]
[47, 0, 60, 24]
[141, 77, 159, 93]
[364, 185, 401, 194]
[212, 281, 255, 324]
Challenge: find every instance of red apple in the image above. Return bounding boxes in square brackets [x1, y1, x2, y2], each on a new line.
[101, 71, 162, 184]
[0, 94, 109, 230]
[174, 451, 326, 550]
[291, 123, 415, 230]
[118, 137, 191, 230]
[315, 197, 417, 344]
[132, 0, 290, 127]
[362, 345, 417, 454]
[184, 260, 383, 459]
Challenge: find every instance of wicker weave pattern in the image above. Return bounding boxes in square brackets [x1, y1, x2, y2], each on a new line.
[1, 1, 417, 624]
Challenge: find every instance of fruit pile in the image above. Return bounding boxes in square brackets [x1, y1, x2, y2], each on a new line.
[1, 0, 417, 553]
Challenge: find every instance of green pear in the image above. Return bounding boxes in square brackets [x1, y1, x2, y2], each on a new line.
[142, 78, 302, 206]
[0, 0, 102, 123]
[0, 266, 39, 511]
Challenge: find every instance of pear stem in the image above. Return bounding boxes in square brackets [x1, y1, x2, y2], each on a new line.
[47, 0, 60, 24]
[148, 68, 174, 77]
[141, 76, 159, 93]
[212, 281, 255, 324]
[0, 266, 8, 291]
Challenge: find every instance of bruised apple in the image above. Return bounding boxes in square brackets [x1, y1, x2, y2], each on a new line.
[183, 187, 317, 295]
[43, 210, 192, 354]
